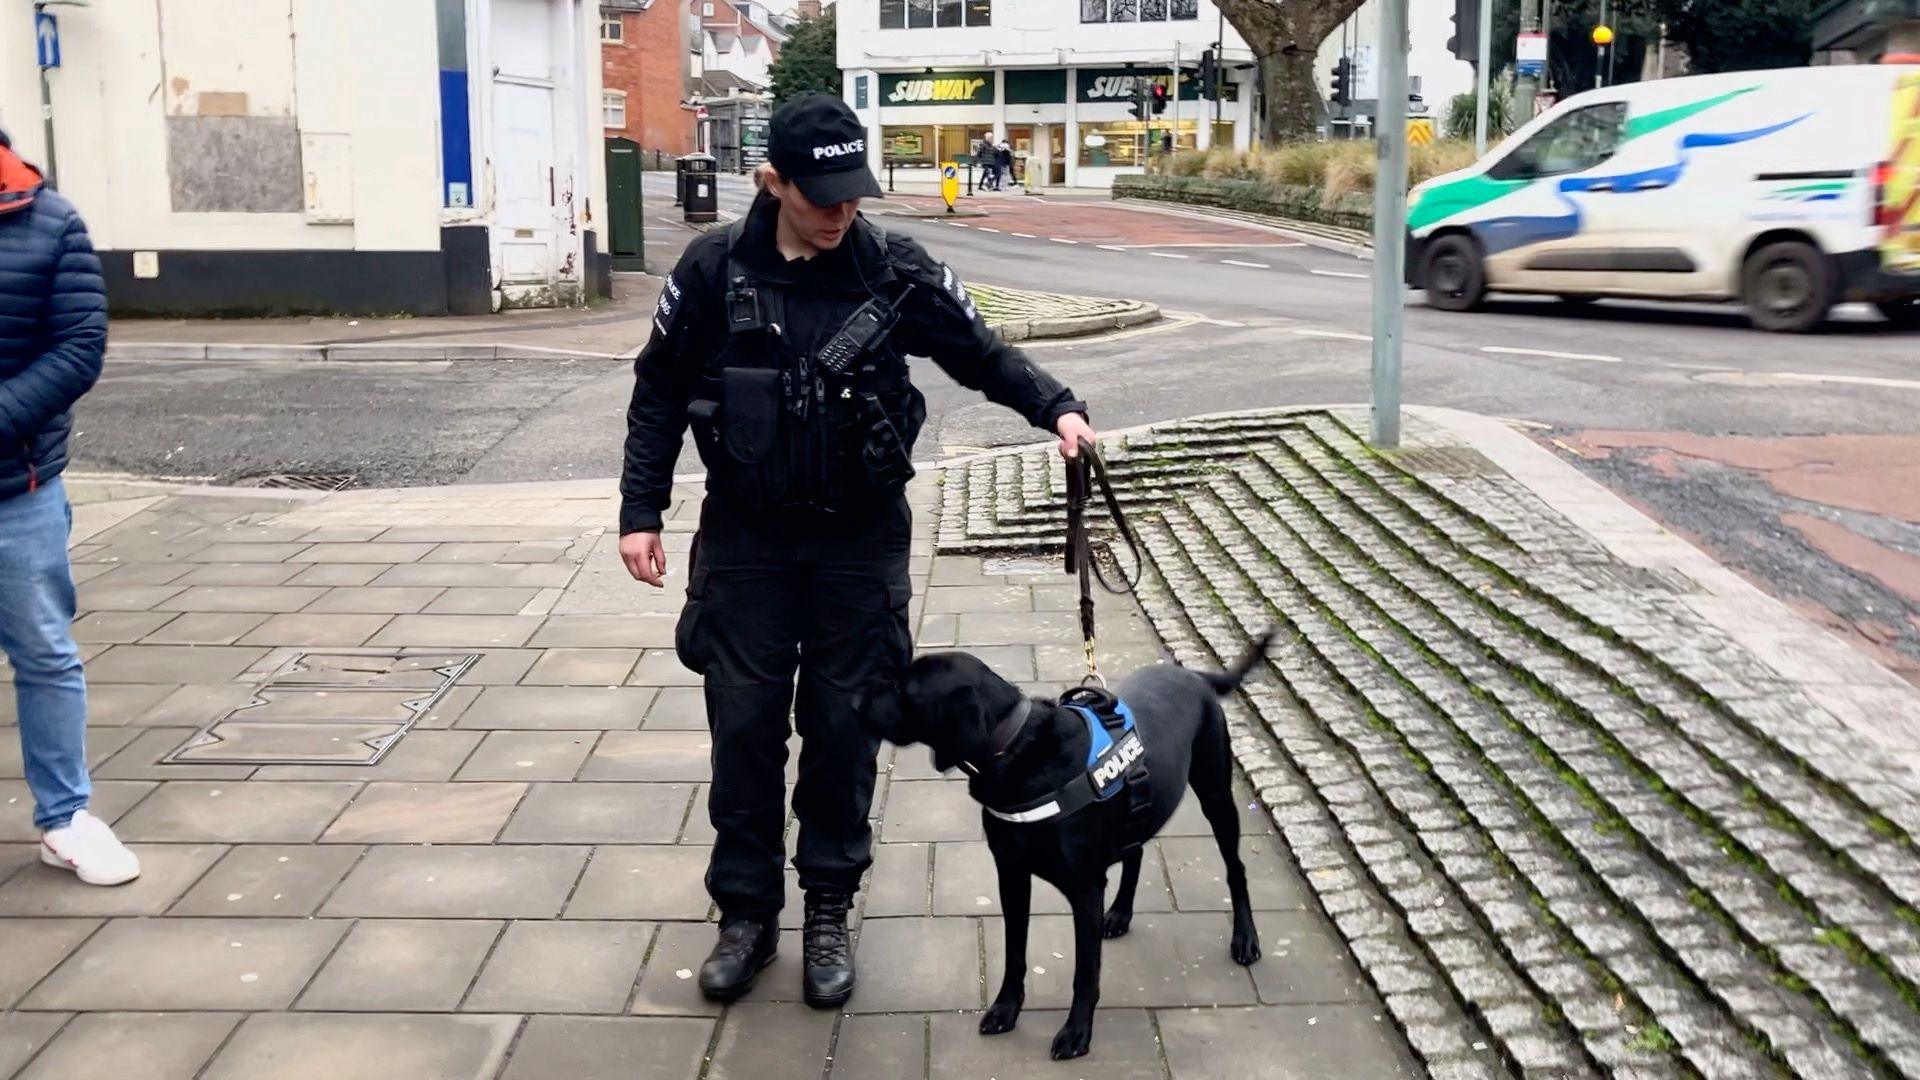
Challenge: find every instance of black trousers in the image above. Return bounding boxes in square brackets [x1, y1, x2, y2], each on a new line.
[675, 495, 913, 922]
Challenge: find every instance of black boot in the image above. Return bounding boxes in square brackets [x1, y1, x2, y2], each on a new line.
[803, 891, 856, 1008]
[699, 917, 778, 1002]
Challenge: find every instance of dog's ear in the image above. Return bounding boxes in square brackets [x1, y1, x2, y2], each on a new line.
[855, 680, 909, 744]
[927, 682, 986, 773]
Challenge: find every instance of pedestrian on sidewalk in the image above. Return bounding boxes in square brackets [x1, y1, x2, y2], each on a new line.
[0, 130, 138, 886]
[996, 141, 1014, 191]
[619, 93, 1093, 1009]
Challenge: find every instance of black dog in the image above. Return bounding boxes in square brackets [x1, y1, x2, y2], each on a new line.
[860, 629, 1274, 1060]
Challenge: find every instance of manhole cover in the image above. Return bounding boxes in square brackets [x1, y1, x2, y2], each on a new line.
[236, 473, 358, 492]
[163, 652, 477, 766]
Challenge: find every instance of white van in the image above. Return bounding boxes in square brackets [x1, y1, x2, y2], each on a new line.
[1407, 65, 1920, 331]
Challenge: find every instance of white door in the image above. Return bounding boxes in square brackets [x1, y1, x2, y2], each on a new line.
[493, 81, 560, 306]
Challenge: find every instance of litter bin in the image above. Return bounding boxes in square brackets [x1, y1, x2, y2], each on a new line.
[681, 154, 717, 223]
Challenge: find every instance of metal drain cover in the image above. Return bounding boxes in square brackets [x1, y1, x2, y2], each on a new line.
[163, 652, 477, 766]
[237, 473, 358, 492]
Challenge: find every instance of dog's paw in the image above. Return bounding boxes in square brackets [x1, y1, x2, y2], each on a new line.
[1100, 910, 1133, 939]
[1231, 929, 1261, 966]
[1050, 1020, 1093, 1060]
[980, 996, 1023, 1035]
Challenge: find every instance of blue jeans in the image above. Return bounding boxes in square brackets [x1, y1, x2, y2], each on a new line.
[0, 477, 89, 831]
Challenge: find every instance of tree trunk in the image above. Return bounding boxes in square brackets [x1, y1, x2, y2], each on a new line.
[1212, 0, 1367, 144]
[1261, 48, 1323, 142]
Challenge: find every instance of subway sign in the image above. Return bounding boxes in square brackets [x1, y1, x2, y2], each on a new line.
[881, 71, 995, 105]
[1076, 68, 1235, 102]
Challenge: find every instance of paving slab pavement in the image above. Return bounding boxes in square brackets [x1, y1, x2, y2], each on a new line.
[0, 463, 1414, 1079]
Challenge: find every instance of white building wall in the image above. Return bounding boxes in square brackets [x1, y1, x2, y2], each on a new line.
[0, 0, 605, 311]
[0, 0, 441, 254]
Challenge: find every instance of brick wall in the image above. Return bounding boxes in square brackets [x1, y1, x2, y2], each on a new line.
[603, 5, 694, 160]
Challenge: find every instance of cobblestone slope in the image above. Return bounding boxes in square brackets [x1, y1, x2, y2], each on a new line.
[937, 408, 1920, 1079]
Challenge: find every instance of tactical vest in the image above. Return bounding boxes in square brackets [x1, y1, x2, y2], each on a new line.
[686, 219, 927, 513]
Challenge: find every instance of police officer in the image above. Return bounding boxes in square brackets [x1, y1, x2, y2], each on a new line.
[619, 93, 1095, 1007]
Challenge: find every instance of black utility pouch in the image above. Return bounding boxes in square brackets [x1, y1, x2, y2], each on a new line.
[719, 368, 783, 465]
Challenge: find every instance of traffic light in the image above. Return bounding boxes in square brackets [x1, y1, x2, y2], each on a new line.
[1330, 57, 1353, 107]
[1448, 0, 1481, 63]
[1198, 48, 1218, 99]
[1127, 79, 1147, 120]
[1150, 80, 1169, 115]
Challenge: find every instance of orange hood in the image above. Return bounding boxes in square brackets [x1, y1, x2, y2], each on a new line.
[0, 143, 43, 216]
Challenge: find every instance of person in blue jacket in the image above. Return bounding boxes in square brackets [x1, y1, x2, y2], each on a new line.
[0, 129, 138, 886]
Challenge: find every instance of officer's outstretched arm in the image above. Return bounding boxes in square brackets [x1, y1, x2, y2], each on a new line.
[620, 253, 713, 536]
[888, 237, 1087, 431]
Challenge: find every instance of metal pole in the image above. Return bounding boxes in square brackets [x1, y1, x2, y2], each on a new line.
[1370, 0, 1408, 449]
[34, 3, 58, 191]
[1596, 0, 1608, 88]
[1214, 7, 1223, 132]
[1171, 42, 1180, 166]
[1516, 0, 1541, 124]
[1474, 0, 1492, 155]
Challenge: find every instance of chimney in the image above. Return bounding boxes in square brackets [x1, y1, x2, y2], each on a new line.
[797, 0, 821, 18]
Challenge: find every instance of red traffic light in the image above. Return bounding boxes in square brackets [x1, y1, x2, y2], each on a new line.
[1151, 82, 1169, 102]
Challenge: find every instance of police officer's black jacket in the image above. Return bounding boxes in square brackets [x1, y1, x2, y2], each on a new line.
[619, 194, 1086, 534]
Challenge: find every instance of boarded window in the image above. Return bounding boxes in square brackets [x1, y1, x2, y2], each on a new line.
[167, 116, 303, 213]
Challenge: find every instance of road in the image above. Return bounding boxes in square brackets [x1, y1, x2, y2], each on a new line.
[73, 170, 1920, 681]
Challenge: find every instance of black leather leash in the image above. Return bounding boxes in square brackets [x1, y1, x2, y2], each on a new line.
[1063, 437, 1142, 686]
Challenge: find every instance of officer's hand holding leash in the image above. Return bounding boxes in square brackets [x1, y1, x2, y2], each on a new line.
[1055, 412, 1097, 460]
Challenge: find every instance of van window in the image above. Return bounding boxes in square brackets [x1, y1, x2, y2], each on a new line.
[1490, 102, 1628, 180]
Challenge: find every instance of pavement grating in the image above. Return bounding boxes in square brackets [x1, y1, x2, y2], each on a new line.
[161, 652, 478, 766]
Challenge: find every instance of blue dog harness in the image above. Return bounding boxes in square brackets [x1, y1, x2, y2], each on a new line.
[984, 687, 1151, 836]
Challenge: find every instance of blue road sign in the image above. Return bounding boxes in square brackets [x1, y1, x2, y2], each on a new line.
[35, 10, 60, 70]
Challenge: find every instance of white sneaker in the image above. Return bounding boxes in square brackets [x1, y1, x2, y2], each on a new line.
[40, 810, 141, 886]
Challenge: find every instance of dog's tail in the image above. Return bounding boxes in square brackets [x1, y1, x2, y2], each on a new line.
[1200, 627, 1276, 695]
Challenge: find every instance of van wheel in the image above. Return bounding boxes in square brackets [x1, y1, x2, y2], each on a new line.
[1743, 241, 1832, 333]
[1421, 236, 1486, 312]
[1875, 298, 1920, 328]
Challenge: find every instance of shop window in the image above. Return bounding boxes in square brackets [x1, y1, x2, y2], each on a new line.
[1078, 119, 1197, 167]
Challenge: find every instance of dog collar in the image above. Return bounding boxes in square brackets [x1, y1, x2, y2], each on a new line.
[958, 698, 1032, 778]
[983, 700, 1146, 825]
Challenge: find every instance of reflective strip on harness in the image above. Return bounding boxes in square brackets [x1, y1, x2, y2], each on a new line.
[982, 698, 1145, 825]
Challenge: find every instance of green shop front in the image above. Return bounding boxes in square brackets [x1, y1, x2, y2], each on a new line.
[847, 63, 1244, 190]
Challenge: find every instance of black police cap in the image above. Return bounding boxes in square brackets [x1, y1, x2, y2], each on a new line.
[767, 93, 885, 207]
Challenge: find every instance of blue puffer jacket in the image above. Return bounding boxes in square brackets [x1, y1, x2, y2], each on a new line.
[0, 135, 107, 503]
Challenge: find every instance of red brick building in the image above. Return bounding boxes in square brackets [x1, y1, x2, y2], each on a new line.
[601, 0, 695, 162]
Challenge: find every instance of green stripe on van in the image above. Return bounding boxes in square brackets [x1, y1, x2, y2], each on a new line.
[1408, 173, 1527, 233]
[1623, 85, 1759, 142]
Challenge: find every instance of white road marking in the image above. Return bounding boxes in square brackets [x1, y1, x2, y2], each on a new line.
[946, 221, 970, 227]
[1221, 260, 1270, 269]
[1011, 232, 1036, 238]
[1772, 371, 1920, 392]
[1049, 237, 1079, 244]
[1148, 251, 1190, 260]
[1289, 328, 1371, 342]
[976, 226, 1001, 233]
[1308, 269, 1369, 280]
[1096, 244, 1127, 251]
[1104, 242, 1307, 249]
[1481, 345, 1623, 363]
